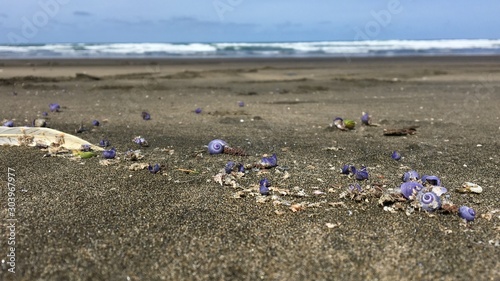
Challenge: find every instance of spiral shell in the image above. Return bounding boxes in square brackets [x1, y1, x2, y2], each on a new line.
[208, 139, 227, 155]
[419, 192, 441, 212]
[400, 181, 424, 199]
[459, 206, 476, 221]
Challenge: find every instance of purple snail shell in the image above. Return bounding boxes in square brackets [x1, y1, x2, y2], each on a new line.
[419, 192, 442, 212]
[102, 148, 116, 159]
[208, 139, 227, 155]
[92, 120, 100, 126]
[421, 175, 441, 187]
[148, 163, 161, 174]
[260, 153, 278, 168]
[49, 103, 60, 112]
[194, 108, 202, 114]
[3, 120, 14, 127]
[391, 151, 401, 160]
[400, 181, 424, 199]
[355, 166, 369, 181]
[259, 178, 270, 195]
[80, 144, 92, 152]
[99, 139, 110, 147]
[361, 112, 371, 125]
[237, 163, 245, 173]
[459, 206, 476, 222]
[225, 161, 235, 174]
[238, 101, 245, 107]
[141, 111, 151, 120]
[340, 164, 350, 175]
[133, 136, 149, 147]
[333, 117, 345, 130]
[259, 178, 271, 187]
[402, 170, 419, 182]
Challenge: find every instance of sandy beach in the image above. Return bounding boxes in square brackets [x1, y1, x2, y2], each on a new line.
[0, 56, 499, 280]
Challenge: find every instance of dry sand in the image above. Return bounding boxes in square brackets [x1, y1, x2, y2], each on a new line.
[0, 57, 499, 280]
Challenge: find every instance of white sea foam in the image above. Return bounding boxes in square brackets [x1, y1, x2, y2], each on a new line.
[1, 39, 499, 58]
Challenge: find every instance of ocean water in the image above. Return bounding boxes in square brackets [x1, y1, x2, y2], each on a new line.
[1, 39, 500, 59]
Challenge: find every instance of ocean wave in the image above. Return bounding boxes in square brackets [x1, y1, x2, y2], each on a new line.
[1, 39, 500, 58]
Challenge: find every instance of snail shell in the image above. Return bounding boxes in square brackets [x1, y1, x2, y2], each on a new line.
[402, 170, 419, 182]
[458, 206, 476, 221]
[400, 181, 424, 199]
[208, 139, 227, 155]
[419, 192, 441, 212]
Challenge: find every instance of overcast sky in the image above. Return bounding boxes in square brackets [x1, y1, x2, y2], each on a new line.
[0, 0, 499, 44]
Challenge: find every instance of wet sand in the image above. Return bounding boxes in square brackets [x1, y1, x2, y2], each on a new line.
[0, 56, 499, 280]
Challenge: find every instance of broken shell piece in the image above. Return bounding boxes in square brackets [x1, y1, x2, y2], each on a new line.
[33, 118, 47, 127]
[456, 182, 483, 194]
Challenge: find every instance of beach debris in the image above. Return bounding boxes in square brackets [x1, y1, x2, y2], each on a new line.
[194, 108, 202, 114]
[402, 170, 419, 182]
[133, 136, 149, 147]
[124, 149, 144, 161]
[383, 126, 418, 136]
[418, 192, 442, 212]
[360, 112, 380, 126]
[49, 103, 60, 112]
[238, 101, 245, 107]
[333, 117, 355, 130]
[208, 139, 227, 154]
[99, 139, 110, 147]
[92, 120, 100, 126]
[73, 150, 97, 159]
[3, 120, 14, 127]
[148, 163, 161, 174]
[32, 118, 47, 127]
[259, 178, 270, 195]
[340, 164, 350, 175]
[102, 148, 116, 159]
[141, 111, 151, 120]
[0, 126, 103, 151]
[459, 206, 476, 222]
[128, 163, 149, 171]
[391, 151, 401, 161]
[456, 182, 483, 194]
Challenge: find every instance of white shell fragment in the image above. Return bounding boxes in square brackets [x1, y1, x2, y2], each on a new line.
[456, 182, 483, 194]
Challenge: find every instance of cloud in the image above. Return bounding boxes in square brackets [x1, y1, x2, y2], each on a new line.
[73, 11, 92, 16]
